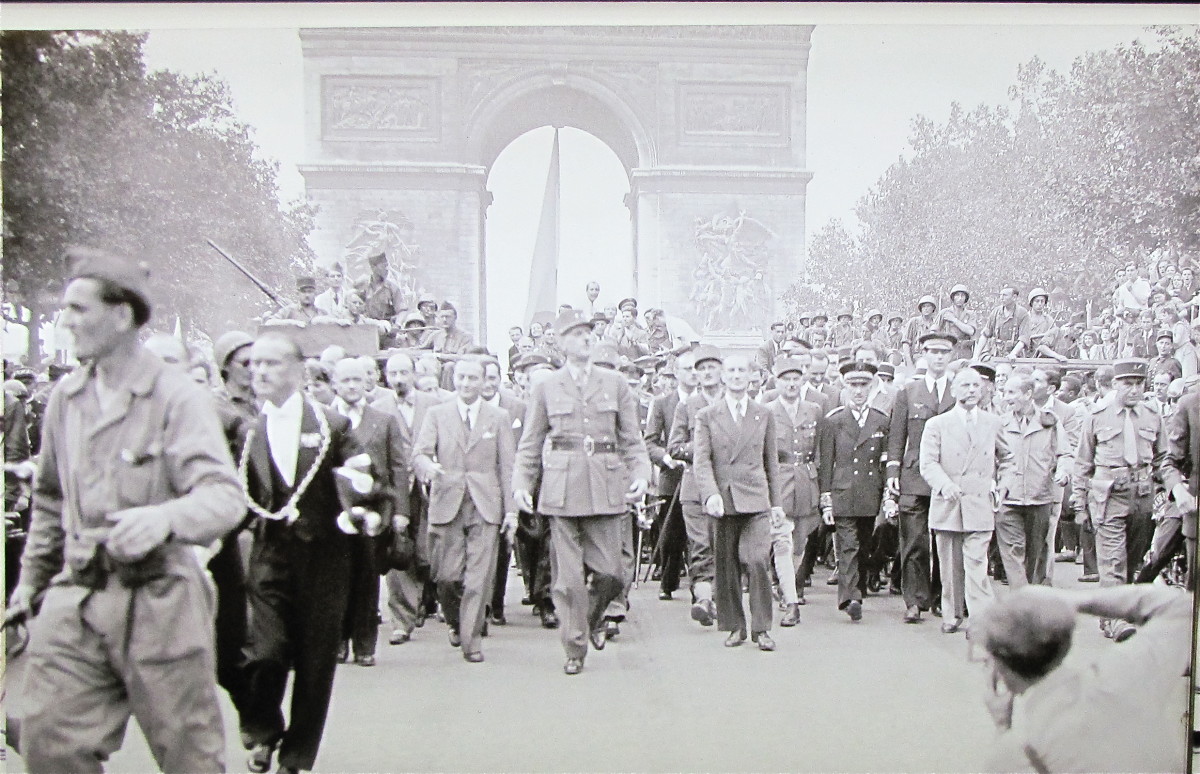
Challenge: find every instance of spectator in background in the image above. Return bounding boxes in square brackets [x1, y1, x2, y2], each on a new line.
[305, 359, 335, 405]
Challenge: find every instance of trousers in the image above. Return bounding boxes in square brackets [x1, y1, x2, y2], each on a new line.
[835, 518, 875, 608]
[429, 497, 500, 655]
[681, 499, 715, 601]
[713, 511, 773, 634]
[548, 514, 624, 659]
[994, 503, 1052, 588]
[933, 529, 996, 622]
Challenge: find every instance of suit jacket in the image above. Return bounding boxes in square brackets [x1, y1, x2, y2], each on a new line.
[645, 390, 685, 496]
[818, 405, 889, 518]
[414, 400, 515, 525]
[348, 404, 408, 520]
[919, 405, 1005, 532]
[373, 389, 443, 492]
[1164, 392, 1200, 540]
[798, 384, 833, 417]
[667, 390, 722, 503]
[887, 377, 955, 497]
[692, 398, 781, 515]
[242, 397, 366, 543]
[496, 390, 527, 447]
[766, 397, 823, 520]
[513, 365, 651, 517]
[755, 339, 782, 372]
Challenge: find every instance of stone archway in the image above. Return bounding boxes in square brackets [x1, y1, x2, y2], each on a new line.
[299, 25, 813, 345]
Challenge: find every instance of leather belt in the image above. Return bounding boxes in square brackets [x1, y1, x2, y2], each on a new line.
[778, 451, 814, 465]
[551, 437, 617, 456]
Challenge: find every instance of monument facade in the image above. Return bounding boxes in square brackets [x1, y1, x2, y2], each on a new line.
[300, 26, 813, 345]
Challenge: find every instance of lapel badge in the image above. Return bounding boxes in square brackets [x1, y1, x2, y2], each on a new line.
[300, 432, 323, 449]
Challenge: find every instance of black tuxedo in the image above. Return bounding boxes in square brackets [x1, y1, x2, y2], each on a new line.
[240, 397, 370, 772]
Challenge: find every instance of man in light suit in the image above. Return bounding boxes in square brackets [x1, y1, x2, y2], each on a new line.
[819, 361, 890, 622]
[240, 333, 383, 774]
[376, 352, 444, 645]
[888, 331, 957, 623]
[756, 321, 787, 373]
[919, 367, 1005, 634]
[693, 353, 784, 651]
[331, 357, 407, 666]
[482, 357, 526, 626]
[513, 309, 650, 676]
[414, 359, 516, 663]
[764, 356, 824, 620]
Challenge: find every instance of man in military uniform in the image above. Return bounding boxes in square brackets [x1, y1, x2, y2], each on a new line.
[830, 308, 857, 349]
[269, 275, 321, 324]
[765, 356, 825, 619]
[1072, 358, 1167, 641]
[358, 251, 404, 324]
[9, 248, 244, 772]
[935, 284, 979, 361]
[977, 286, 1030, 360]
[667, 344, 726, 627]
[901, 296, 941, 367]
[513, 309, 650, 675]
[1150, 329, 1184, 382]
[819, 361, 890, 622]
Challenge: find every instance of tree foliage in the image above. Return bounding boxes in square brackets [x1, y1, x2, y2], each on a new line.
[2, 31, 314, 359]
[796, 27, 1200, 322]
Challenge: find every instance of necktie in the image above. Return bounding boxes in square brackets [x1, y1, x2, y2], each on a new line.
[464, 407, 473, 432]
[736, 401, 745, 424]
[1123, 408, 1139, 466]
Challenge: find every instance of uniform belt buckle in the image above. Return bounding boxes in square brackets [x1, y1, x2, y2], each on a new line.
[583, 435, 595, 456]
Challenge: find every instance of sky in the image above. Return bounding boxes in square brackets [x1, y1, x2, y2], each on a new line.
[4, 3, 1194, 356]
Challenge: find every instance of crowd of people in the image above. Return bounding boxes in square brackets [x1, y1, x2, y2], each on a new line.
[2, 248, 1196, 773]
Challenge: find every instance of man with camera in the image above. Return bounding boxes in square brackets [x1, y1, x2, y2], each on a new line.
[8, 248, 245, 772]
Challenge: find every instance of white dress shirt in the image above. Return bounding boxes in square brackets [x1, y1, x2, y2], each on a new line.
[459, 397, 479, 430]
[724, 393, 748, 423]
[926, 374, 949, 404]
[334, 396, 365, 429]
[264, 391, 303, 487]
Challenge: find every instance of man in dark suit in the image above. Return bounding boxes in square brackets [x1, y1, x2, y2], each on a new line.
[482, 357, 527, 626]
[887, 331, 956, 623]
[819, 361, 890, 622]
[375, 352, 443, 644]
[693, 353, 784, 651]
[414, 359, 516, 662]
[331, 357, 407, 666]
[644, 350, 696, 600]
[240, 333, 385, 774]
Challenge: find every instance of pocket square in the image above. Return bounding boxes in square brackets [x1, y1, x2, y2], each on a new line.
[300, 432, 323, 448]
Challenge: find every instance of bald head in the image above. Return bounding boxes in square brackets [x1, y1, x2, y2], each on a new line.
[332, 356, 369, 404]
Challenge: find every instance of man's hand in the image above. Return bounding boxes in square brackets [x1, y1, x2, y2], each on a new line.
[982, 668, 1015, 730]
[662, 454, 682, 470]
[502, 512, 518, 543]
[514, 489, 534, 512]
[881, 498, 899, 524]
[5, 584, 36, 625]
[704, 494, 725, 518]
[106, 506, 171, 562]
[1173, 483, 1197, 514]
[1054, 469, 1070, 488]
[939, 482, 963, 503]
[626, 478, 649, 502]
[886, 477, 900, 499]
[392, 514, 410, 533]
[769, 506, 786, 530]
[422, 461, 445, 484]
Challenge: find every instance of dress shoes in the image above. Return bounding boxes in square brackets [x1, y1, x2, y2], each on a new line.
[1080, 573, 1100, 583]
[604, 619, 621, 639]
[540, 609, 560, 629]
[246, 741, 277, 773]
[336, 642, 349, 664]
[690, 599, 716, 627]
[1055, 550, 1077, 563]
[847, 599, 863, 622]
[903, 605, 922, 623]
[521, 595, 534, 606]
[780, 603, 801, 627]
[930, 603, 942, 618]
[724, 629, 747, 647]
[658, 590, 673, 601]
[752, 631, 776, 651]
[796, 592, 806, 606]
[563, 657, 584, 675]
[354, 654, 376, 667]
[1111, 621, 1137, 643]
[448, 629, 461, 648]
[489, 610, 508, 626]
[389, 628, 411, 645]
[463, 650, 484, 663]
[941, 617, 963, 634]
[826, 573, 839, 586]
[589, 627, 608, 651]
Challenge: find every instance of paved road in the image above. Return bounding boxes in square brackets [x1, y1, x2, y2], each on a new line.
[5, 558, 1184, 773]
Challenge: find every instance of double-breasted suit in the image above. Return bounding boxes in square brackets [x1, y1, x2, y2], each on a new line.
[887, 377, 955, 611]
[819, 405, 889, 609]
[240, 396, 372, 772]
[693, 397, 781, 635]
[765, 396, 824, 606]
[919, 405, 1005, 623]
[414, 399, 515, 656]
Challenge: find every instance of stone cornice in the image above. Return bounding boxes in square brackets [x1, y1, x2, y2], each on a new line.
[299, 162, 488, 191]
[630, 166, 813, 195]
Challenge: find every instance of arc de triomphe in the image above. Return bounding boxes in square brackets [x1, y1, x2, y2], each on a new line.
[300, 25, 813, 345]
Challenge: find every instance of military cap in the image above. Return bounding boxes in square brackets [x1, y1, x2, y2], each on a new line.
[887, 312, 903, 324]
[876, 362, 896, 380]
[554, 307, 591, 335]
[692, 344, 723, 367]
[949, 284, 971, 302]
[969, 362, 997, 382]
[1156, 328, 1175, 342]
[1112, 358, 1148, 381]
[918, 331, 957, 349]
[590, 312, 610, 325]
[403, 311, 426, 326]
[811, 311, 828, 323]
[836, 307, 853, 321]
[837, 345, 853, 364]
[916, 294, 938, 311]
[416, 296, 438, 312]
[617, 297, 639, 312]
[368, 251, 388, 266]
[839, 360, 877, 384]
[798, 311, 812, 323]
[773, 357, 805, 378]
[213, 331, 254, 370]
[12, 368, 36, 384]
[295, 275, 317, 292]
[440, 301, 458, 314]
[67, 246, 152, 316]
[1027, 287, 1049, 305]
[591, 340, 620, 369]
[865, 308, 884, 322]
[514, 353, 552, 372]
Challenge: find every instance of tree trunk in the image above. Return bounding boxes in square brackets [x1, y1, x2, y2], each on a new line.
[27, 301, 43, 365]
